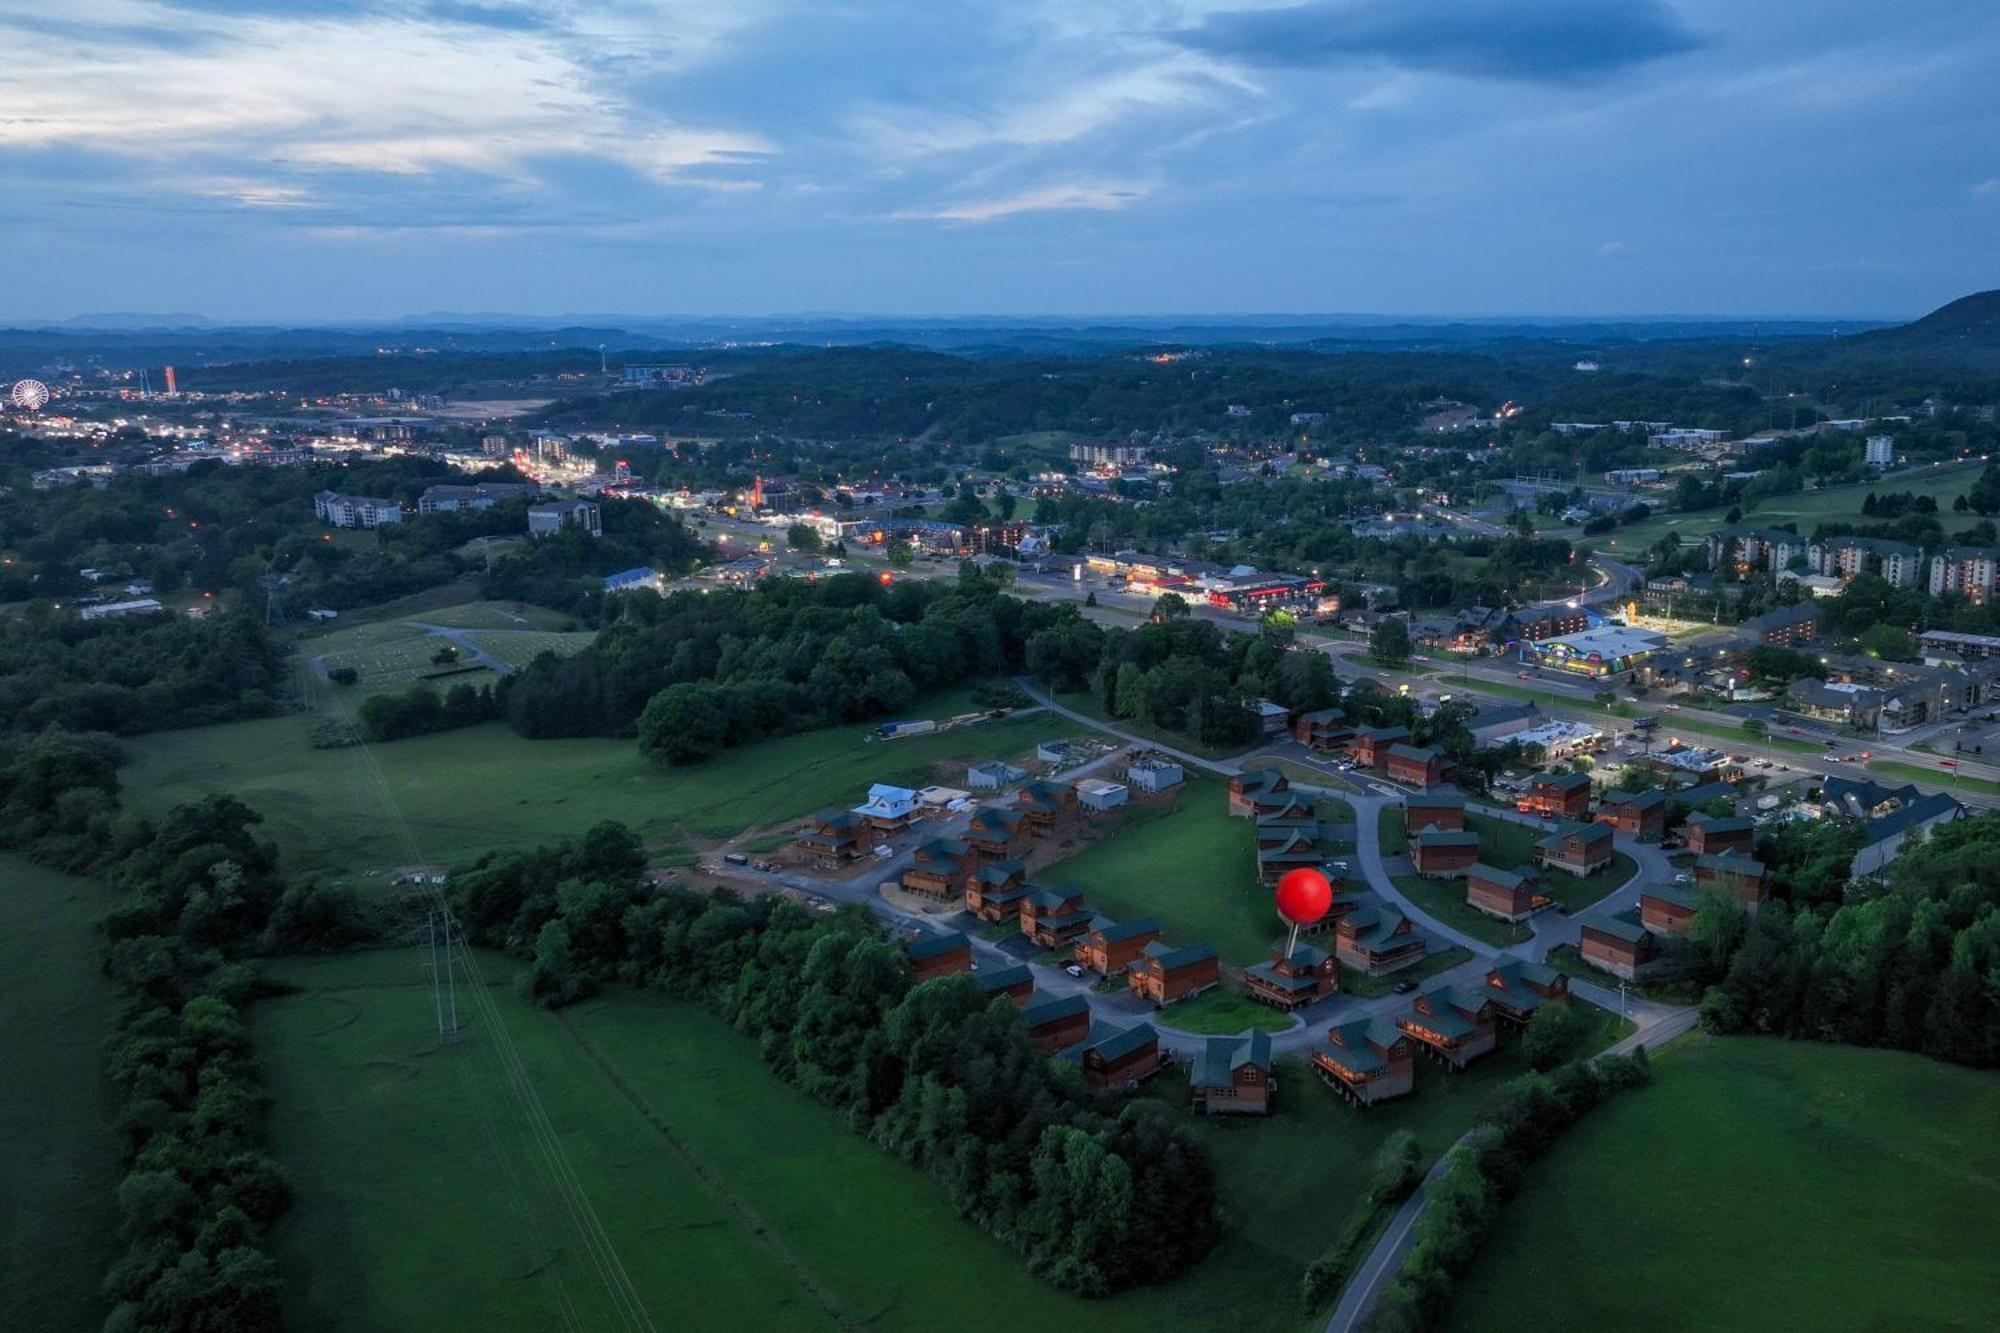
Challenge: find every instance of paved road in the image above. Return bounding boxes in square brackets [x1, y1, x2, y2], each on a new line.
[1325, 1002, 1700, 1333]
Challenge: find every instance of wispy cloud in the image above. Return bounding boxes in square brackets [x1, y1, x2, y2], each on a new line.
[895, 180, 1150, 223]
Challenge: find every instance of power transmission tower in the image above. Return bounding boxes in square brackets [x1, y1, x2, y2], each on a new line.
[427, 909, 465, 1045]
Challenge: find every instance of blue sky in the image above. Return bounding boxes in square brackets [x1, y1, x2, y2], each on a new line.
[1, 0, 1995, 321]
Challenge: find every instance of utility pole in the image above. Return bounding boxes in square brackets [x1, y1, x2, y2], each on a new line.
[427, 909, 463, 1045]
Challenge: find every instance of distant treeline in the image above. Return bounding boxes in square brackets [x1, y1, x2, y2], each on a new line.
[449, 822, 1221, 1296]
[501, 566, 1078, 759]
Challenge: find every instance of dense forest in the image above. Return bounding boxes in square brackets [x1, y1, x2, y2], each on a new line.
[0, 608, 285, 735]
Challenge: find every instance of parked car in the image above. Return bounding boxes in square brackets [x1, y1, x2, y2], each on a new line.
[1392, 979, 1419, 994]
[1517, 671, 1533, 680]
[1064, 964, 1085, 978]
[723, 852, 749, 867]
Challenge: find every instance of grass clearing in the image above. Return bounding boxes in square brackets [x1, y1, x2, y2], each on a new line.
[0, 857, 121, 1333]
[1453, 1035, 2000, 1332]
[258, 948, 1619, 1333]
[119, 704, 1074, 879]
[1052, 689, 1254, 761]
[1660, 713, 1819, 754]
[1392, 874, 1532, 948]
[1160, 988, 1298, 1035]
[1040, 776, 1276, 965]
[1466, 813, 1635, 911]
[1378, 805, 1407, 854]
[460, 629, 596, 670]
[1602, 460, 1983, 553]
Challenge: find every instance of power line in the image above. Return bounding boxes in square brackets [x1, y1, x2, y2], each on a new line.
[329, 703, 658, 1333]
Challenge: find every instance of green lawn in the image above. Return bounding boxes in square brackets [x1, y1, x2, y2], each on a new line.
[1454, 1035, 2000, 1332]
[1659, 712, 1819, 754]
[251, 948, 1636, 1333]
[1545, 944, 1702, 1005]
[1392, 875, 1532, 948]
[1378, 806, 1407, 855]
[409, 600, 581, 632]
[1868, 759, 2000, 796]
[1467, 813, 1635, 911]
[119, 704, 1073, 879]
[1341, 946, 1476, 998]
[460, 629, 596, 670]
[0, 857, 121, 1333]
[1040, 776, 1277, 965]
[1160, 988, 1297, 1035]
[1600, 460, 1983, 553]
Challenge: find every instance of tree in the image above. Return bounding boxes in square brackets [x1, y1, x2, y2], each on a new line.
[636, 683, 729, 765]
[786, 522, 822, 552]
[1742, 717, 1768, 740]
[1151, 592, 1190, 621]
[1521, 1001, 1591, 1071]
[1371, 617, 1411, 666]
[887, 542, 914, 569]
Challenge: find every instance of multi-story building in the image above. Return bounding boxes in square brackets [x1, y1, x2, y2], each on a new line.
[964, 861, 1030, 922]
[1639, 884, 1699, 935]
[903, 931, 972, 983]
[1693, 852, 1769, 904]
[527, 500, 602, 538]
[1520, 770, 1593, 821]
[1579, 911, 1656, 979]
[1385, 743, 1445, 790]
[313, 490, 402, 528]
[1596, 787, 1667, 841]
[1703, 526, 1806, 575]
[1929, 547, 2000, 603]
[1684, 812, 1756, 857]
[1061, 1022, 1161, 1088]
[1411, 827, 1480, 878]
[1482, 955, 1570, 1026]
[1019, 993, 1092, 1053]
[901, 838, 973, 899]
[1020, 884, 1092, 948]
[1403, 788, 1467, 833]
[1334, 901, 1427, 975]
[1810, 535, 1922, 588]
[792, 808, 864, 866]
[418, 482, 537, 513]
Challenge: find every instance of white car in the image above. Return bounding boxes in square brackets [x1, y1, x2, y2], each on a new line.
[1064, 964, 1085, 978]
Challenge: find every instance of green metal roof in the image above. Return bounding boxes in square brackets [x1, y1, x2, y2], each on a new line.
[904, 931, 970, 961]
[1190, 1030, 1272, 1089]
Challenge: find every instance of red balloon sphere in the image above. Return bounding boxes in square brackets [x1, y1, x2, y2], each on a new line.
[1275, 867, 1334, 925]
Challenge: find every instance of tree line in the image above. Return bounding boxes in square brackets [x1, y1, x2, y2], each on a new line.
[1365, 1049, 1655, 1332]
[0, 732, 379, 1333]
[447, 824, 1222, 1296]
[497, 565, 1086, 760]
[1693, 812, 2000, 1068]
[0, 607, 286, 737]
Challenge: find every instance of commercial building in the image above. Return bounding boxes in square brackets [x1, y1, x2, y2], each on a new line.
[1524, 626, 1668, 677]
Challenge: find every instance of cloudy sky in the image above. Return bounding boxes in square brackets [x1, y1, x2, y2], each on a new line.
[1, 0, 1995, 320]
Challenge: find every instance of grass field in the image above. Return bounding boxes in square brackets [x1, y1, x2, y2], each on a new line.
[0, 857, 120, 1333]
[1659, 712, 1819, 754]
[254, 950, 1632, 1333]
[1378, 806, 1406, 854]
[119, 704, 1074, 878]
[1453, 1035, 2000, 1332]
[1467, 814, 1636, 911]
[1040, 776, 1278, 964]
[1867, 758, 2000, 796]
[1392, 874, 1532, 948]
[460, 629, 596, 670]
[410, 601, 580, 632]
[1160, 987, 1297, 1034]
[1597, 460, 1983, 553]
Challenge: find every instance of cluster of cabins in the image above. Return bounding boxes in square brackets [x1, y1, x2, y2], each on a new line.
[1288, 712, 1448, 789]
[899, 931, 1165, 1089]
[1311, 955, 1572, 1106]
[1581, 818, 1768, 980]
[1404, 784, 1614, 925]
[1231, 769, 1432, 983]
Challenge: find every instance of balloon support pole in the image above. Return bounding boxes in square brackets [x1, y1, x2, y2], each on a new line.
[1284, 922, 1300, 960]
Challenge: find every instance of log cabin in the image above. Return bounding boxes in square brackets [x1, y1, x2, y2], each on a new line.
[1189, 1030, 1275, 1116]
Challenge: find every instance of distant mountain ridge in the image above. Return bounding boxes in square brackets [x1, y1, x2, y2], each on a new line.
[1842, 289, 2000, 362]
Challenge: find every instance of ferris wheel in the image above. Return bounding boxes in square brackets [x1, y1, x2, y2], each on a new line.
[7, 378, 50, 411]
